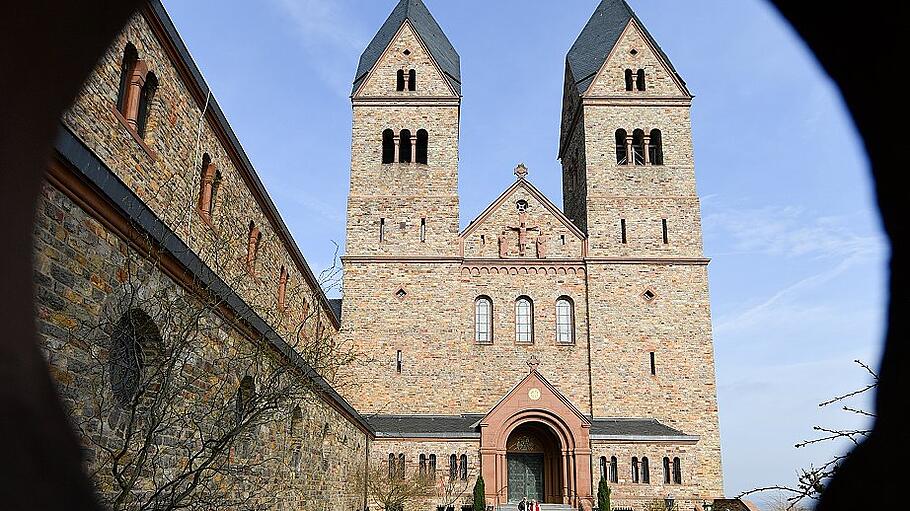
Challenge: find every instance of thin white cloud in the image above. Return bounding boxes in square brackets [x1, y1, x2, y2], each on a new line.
[271, 0, 368, 94]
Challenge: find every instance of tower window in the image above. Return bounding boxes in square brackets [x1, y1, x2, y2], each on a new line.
[382, 129, 395, 164]
[615, 129, 628, 164]
[420, 217, 427, 242]
[556, 296, 574, 344]
[632, 129, 645, 165]
[650, 351, 656, 375]
[662, 218, 669, 244]
[515, 296, 534, 344]
[380, 218, 385, 242]
[624, 69, 634, 91]
[408, 69, 417, 91]
[416, 129, 428, 164]
[396, 350, 402, 373]
[649, 129, 664, 165]
[475, 296, 493, 344]
[396, 69, 405, 91]
[636, 69, 646, 91]
[399, 129, 412, 163]
[620, 219, 627, 244]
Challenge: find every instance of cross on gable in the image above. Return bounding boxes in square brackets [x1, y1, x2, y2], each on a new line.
[507, 211, 540, 257]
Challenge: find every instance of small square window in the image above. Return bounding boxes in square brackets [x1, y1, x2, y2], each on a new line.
[395, 288, 407, 299]
[642, 289, 656, 302]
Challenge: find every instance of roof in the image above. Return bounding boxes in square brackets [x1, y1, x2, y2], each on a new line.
[328, 298, 342, 321]
[367, 414, 484, 438]
[367, 413, 695, 442]
[566, 0, 686, 95]
[352, 0, 461, 95]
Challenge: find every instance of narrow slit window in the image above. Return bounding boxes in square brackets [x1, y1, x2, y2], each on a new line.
[621, 219, 627, 244]
[636, 68, 646, 91]
[662, 219, 669, 244]
[624, 69, 634, 91]
[396, 69, 405, 91]
[420, 218, 426, 242]
[396, 350, 402, 373]
[380, 218, 385, 243]
[480, 234, 486, 245]
[650, 351, 656, 375]
[408, 69, 417, 91]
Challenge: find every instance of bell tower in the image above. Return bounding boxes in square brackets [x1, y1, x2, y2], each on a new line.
[346, 0, 461, 257]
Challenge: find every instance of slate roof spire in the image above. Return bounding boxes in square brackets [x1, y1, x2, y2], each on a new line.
[352, 0, 461, 95]
[566, 0, 687, 95]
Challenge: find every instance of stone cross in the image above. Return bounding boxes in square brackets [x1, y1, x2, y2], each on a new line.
[508, 211, 539, 257]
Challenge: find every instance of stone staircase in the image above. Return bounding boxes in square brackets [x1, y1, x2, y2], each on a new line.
[496, 504, 575, 511]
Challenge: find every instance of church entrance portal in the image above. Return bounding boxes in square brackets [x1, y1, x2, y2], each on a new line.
[505, 424, 562, 504]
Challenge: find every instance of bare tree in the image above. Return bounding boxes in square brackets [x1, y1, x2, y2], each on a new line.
[436, 470, 474, 510]
[47, 221, 355, 510]
[740, 360, 877, 509]
[362, 463, 436, 511]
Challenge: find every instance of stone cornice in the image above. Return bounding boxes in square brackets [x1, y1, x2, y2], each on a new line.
[342, 256, 464, 264]
[352, 97, 461, 107]
[585, 257, 710, 265]
[582, 96, 692, 107]
[589, 434, 700, 444]
[342, 255, 710, 266]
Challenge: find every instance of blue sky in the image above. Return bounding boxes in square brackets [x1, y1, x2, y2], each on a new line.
[162, 0, 888, 503]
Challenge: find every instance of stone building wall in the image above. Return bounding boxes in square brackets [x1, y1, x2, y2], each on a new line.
[35, 183, 368, 510]
[589, 441, 699, 509]
[370, 439, 481, 509]
[61, 11, 336, 354]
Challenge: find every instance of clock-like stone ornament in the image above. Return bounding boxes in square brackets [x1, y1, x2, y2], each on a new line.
[528, 388, 541, 401]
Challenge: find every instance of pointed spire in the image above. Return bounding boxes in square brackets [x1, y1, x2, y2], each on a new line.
[566, 0, 686, 95]
[352, 0, 461, 95]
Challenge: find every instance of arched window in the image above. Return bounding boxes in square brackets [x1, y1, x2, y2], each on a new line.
[198, 153, 220, 221]
[416, 129, 428, 164]
[599, 456, 607, 480]
[382, 129, 395, 164]
[429, 454, 437, 478]
[515, 296, 534, 344]
[632, 129, 645, 165]
[398, 453, 406, 479]
[278, 266, 288, 312]
[615, 129, 628, 164]
[609, 456, 618, 483]
[641, 456, 650, 484]
[388, 453, 396, 479]
[556, 296, 574, 344]
[290, 404, 303, 438]
[396, 69, 405, 91]
[408, 69, 417, 91]
[663, 457, 671, 484]
[459, 454, 468, 480]
[236, 375, 255, 424]
[672, 457, 682, 484]
[399, 129, 412, 163]
[631, 456, 640, 483]
[636, 69, 646, 91]
[449, 453, 457, 480]
[247, 221, 262, 276]
[419, 453, 427, 476]
[624, 69, 634, 91]
[475, 296, 493, 344]
[649, 129, 663, 165]
[136, 71, 158, 138]
[109, 309, 160, 407]
[116, 43, 138, 114]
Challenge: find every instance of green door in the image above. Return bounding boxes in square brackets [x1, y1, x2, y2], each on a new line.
[507, 453, 544, 503]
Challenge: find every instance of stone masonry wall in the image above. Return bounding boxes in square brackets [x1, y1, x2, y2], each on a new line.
[590, 441, 700, 509]
[35, 183, 368, 510]
[61, 12, 336, 353]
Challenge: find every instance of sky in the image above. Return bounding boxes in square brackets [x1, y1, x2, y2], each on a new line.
[161, 0, 888, 503]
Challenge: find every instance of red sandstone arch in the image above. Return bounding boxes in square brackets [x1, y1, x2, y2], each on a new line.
[478, 369, 593, 510]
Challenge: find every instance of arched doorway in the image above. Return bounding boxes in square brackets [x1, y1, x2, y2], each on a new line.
[506, 423, 563, 503]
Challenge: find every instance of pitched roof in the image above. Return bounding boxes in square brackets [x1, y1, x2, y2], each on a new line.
[328, 298, 342, 322]
[365, 414, 696, 441]
[566, 0, 687, 95]
[352, 0, 461, 95]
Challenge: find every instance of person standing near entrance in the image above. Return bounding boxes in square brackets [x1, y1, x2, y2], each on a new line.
[518, 497, 527, 511]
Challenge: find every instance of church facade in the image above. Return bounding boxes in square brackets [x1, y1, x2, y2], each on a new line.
[341, 0, 723, 509]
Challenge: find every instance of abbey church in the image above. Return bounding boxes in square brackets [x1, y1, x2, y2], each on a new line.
[340, 0, 721, 508]
[35, 0, 722, 510]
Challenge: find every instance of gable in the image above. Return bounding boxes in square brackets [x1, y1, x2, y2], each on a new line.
[461, 178, 585, 259]
[478, 369, 590, 429]
[586, 20, 688, 97]
[355, 21, 457, 98]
